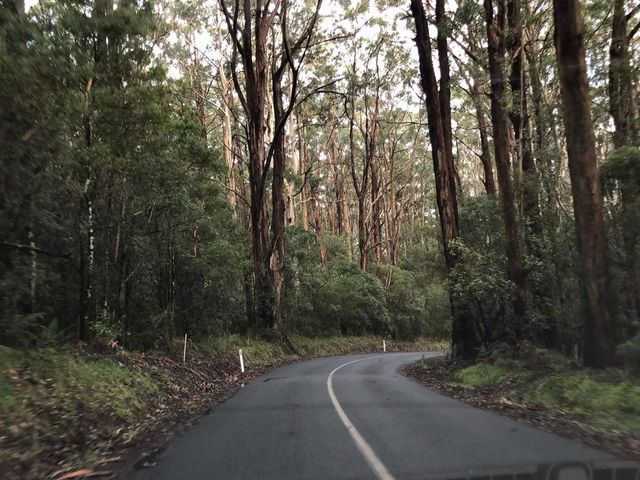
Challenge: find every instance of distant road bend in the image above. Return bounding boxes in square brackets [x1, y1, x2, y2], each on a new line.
[130, 353, 632, 480]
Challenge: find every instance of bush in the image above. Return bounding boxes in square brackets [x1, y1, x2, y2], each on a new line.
[616, 334, 640, 373]
[380, 265, 450, 340]
[313, 260, 391, 336]
[450, 240, 513, 346]
[281, 227, 451, 339]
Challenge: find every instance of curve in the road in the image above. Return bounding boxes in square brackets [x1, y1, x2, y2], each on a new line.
[327, 356, 394, 480]
[128, 352, 624, 480]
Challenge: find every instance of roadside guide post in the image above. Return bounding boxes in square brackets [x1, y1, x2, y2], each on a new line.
[183, 333, 187, 362]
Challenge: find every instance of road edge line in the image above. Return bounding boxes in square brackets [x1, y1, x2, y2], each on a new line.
[327, 356, 396, 480]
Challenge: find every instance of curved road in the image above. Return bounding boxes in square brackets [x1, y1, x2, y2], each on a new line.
[130, 353, 625, 480]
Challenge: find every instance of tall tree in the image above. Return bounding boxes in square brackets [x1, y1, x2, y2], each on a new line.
[507, 0, 540, 237]
[472, 83, 497, 198]
[220, 0, 321, 333]
[345, 45, 381, 272]
[609, 0, 638, 150]
[608, 0, 640, 322]
[553, 0, 617, 367]
[483, 0, 527, 334]
[411, 0, 478, 358]
[269, 0, 321, 330]
[219, 0, 273, 330]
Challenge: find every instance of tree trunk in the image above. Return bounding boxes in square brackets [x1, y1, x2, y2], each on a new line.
[300, 136, 310, 231]
[370, 160, 383, 266]
[269, 66, 286, 332]
[609, 0, 640, 323]
[484, 0, 527, 334]
[553, 0, 617, 367]
[436, 0, 454, 172]
[384, 141, 401, 266]
[192, 44, 208, 139]
[310, 182, 327, 264]
[219, 0, 274, 331]
[357, 196, 368, 271]
[220, 67, 237, 208]
[507, 0, 541, 239]
[329, 127, 345, 235]
[411, 0, 479, 358]
[609, 0, 637, 150]
[347, 91, 371, 271]
[471, 82, 497, 197]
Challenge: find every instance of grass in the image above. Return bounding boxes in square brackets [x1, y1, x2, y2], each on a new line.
[200, 334, 447, 362]
[290, 335, 447, 357]
[0, 345, 162, 479]
[455, 361, 519, 387]
[199, 335, 289, 365]
[0, 347, 158, 436]
[454, 359, 640, 434]
[1, 334, 443, 439]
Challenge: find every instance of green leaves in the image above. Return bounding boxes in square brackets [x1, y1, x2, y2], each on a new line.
[603, 146, 640, 189]
[0, 0, 246, 347]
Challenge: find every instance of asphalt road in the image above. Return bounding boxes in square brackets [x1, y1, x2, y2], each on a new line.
[130, 352, 625, 480]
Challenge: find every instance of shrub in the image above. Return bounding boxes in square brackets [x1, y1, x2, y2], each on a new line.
[616, 334, 640, 373]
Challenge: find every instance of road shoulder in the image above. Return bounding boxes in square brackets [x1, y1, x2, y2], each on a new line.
[403, 357, 640, 462]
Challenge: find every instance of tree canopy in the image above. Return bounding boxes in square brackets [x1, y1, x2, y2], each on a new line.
[1, 0, 639, 368]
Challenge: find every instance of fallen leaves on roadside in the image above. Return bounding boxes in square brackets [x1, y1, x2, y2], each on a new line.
[1, 350, 291, 480]
[56, 469, 95, 480]
[95, 456, 121, 465]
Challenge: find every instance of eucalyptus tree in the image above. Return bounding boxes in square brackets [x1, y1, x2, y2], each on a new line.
[219, 0, 322, 333]
[411, 0, 479, 358]
[482, 0, 527, 336]
[607, 0, 640, 324]
[553, 0, 617, 367]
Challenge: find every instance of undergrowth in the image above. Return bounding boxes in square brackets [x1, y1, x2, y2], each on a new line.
[198, 334, 447, 363]
[454, 360, 640, 434]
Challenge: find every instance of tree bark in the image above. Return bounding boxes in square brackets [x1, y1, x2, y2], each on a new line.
[220, 66, 237, 208]
[609, 0, 638, 150]
[507, 0, 541, 238]
[270, 65, 286, 331]
[553, 0, 617, 367]
[411, 0, 479, 358]
[310, 181, 327, 264]
[470, 82, 497, 197]
[347, 90, 371, 271]
[220, 0, 273, 331]
[436, 0, 455, 174]
[300, 134, 310, 231]
[370, 159, 383, 266]
[609, 0, 640, 322]
[484, 0, 527, 334]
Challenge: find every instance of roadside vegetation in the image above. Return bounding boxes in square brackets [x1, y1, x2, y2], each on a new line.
[405, 346, 640, 461]
[457, 360, 640, 434]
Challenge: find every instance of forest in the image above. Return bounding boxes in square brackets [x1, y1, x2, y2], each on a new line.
[1, 0, 639, 370]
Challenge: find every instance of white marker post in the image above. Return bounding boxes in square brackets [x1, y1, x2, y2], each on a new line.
[383, 340, 386, 353]
[239, 349, 245, 373]
[183, 333, 188, 363]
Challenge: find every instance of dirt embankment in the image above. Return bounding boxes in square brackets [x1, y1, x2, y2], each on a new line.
[1, 349, 291, 480]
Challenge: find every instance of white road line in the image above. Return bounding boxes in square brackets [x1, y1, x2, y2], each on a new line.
[327, 356, 396, 480]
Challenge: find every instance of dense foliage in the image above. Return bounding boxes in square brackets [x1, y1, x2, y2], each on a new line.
[1, 0, 638, 369]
